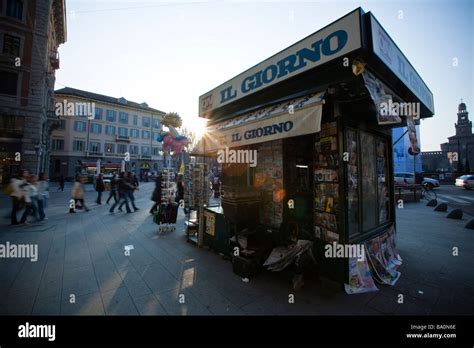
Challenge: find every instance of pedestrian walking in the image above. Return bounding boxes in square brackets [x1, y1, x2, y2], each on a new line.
[110, 173, 132, 213]
[119, 172, 139, 211]
[9, 169, 29, 225]
[70, 175, 89, 213]
[149, 174, 162, 214]
[95, 174, 105, 204]
[20, 174, 39, 224]
[106, 174, 118, 204]
[36, 173, 49, 221]
[130, 172, 139, 211]
[58, 175, 65, 192]
[119, 172, 138, 212]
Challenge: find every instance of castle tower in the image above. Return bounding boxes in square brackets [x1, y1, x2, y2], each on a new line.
[455, 101, 472, 137]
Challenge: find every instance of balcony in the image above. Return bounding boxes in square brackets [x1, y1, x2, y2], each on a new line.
[50, 51, 60, 69]
[115, 135, 130, 142]
[104, 152, 117, 157]
[140, 155, 152, 160]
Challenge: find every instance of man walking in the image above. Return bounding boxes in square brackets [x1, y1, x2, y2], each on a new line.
[58, 175, 65, 192]
[110, 173, 131, 213]
[119, 172, 139, 212]
[106, 174, 118, 204]
[9, 170, 29, 225]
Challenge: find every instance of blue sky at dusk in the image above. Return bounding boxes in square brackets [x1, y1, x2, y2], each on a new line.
[56, 0, 473, 150]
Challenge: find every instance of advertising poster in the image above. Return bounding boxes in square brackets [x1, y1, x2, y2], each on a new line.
[314, 183, 339, 213]
[406, 116, 420, 155]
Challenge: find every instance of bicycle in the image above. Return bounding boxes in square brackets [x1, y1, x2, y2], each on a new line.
[421, 182, 437, 201]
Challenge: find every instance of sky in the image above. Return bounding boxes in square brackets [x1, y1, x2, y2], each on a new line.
[56, 0, 473, 150]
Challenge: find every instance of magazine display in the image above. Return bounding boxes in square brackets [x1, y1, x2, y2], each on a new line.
[314, 121, 339, 243]
[344, 256, 379, 295]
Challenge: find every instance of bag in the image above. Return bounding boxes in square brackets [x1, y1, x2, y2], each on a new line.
[153, 210, 161, 224]
[3, 183, 13, 196]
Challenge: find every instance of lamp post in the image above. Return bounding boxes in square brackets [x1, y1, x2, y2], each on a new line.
[466, 142, 471, 173]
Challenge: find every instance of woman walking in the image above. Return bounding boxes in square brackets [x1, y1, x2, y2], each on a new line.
[70, 175, 89, 213]
[95, 174, 105, 204]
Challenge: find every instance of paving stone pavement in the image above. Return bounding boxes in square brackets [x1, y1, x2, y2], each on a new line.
[0, 183, 473, 315]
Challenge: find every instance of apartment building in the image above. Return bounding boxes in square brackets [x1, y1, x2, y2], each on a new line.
[51, 87, 165, 179]
[0, 0, 67, 184]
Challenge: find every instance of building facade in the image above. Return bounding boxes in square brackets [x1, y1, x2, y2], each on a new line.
[422, 102, 474, 174]
[51, 87, 165, 180]
[0, 0, 67, 184]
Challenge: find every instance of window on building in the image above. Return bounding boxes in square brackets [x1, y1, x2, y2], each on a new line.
[90, 123, 102, 134]
[142, 130, 150, 139]
[130, 129, 139, 138]
[6, 0, 23, 20]
[94, 107, 103, 120]
[89, 142, 101, 153]
[106, 110, 116, 122]
[142, 116, 150, 127]
[104, 143, 115, 154]
[105, 125, 115, 135]
[0, 71, 18, 96]
[117, 144, 127, 154]
[133, 115, 138, 125]
[129, 145, 139, 155]
[74, 121, 86, 132]
[141, 146, 150, 155]
[345, 128, 392, 240]
[153, 118, 161, 129]
[59, 120, 66, 129]
[118, 127, 128, 137]
[73, 140, 85, 152]
[152, 147, 161, 156]
[3, 34, 21, 56]
[119, 112, 128, 124]
[51, 139, 64, 151]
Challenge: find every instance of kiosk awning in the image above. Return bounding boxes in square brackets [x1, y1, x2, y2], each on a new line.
[194, 91, 325, 155]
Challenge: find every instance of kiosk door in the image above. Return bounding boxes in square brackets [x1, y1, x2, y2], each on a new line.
[283, 134, 314, 237]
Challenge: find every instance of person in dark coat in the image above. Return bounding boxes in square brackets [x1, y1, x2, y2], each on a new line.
[149, 174, 162, 214]
[95, 174, 105, 204]
[121, 172, 139, 211]
[109, 173, 131, 213]
[106, 174, 118, 204]
[58, 175, 65, 192]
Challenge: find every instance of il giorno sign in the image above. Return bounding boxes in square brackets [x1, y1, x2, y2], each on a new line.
[199, 9, 362, 117]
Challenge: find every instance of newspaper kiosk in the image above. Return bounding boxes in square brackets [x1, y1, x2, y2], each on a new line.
[195, 8, 434, 291]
